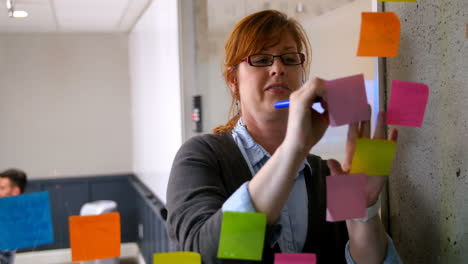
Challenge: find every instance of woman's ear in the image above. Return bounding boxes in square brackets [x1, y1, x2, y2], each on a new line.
[12, 186, 21, 196]
[227, 67, 237, 94]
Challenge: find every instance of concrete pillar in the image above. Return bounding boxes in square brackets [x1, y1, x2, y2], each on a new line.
[384, 1, 468, 263]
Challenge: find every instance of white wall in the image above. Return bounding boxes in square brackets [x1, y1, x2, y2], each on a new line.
[180, 0, 199, 140]
[301, 0, 374, 162]
[0, 33, 132, 179]
[303, 0, 373, 80]
[129, 0, 182, 203]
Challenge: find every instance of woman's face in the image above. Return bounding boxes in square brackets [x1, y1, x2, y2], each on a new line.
[235, 31, 303, 122]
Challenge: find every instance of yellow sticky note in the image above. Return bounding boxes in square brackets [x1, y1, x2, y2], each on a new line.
[357, 12, 401, 57]
[153, 252, 201, 264]
[378, 0, 416, 2]
[350, 139, 397, 176]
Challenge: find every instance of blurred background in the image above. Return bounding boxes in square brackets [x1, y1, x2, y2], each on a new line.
[0, 0, 466, 263]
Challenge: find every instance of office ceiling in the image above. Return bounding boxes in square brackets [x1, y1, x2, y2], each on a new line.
[0, 0, 151, 33]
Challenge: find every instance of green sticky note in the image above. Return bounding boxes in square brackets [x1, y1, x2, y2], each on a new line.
[350, 138, 397, 176]
[153, 252, 201, 264]
[217, 212, 267, 261]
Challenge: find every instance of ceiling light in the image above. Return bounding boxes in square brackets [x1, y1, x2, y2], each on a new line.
[13, 10, 27, 18]
[6, 0, 28, 18]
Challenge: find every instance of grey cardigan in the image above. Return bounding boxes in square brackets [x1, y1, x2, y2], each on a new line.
[166, 133, 348, 263]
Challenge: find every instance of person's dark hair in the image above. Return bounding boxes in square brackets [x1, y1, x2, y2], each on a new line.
[0, 168, 27, 193]
[212, 9, 311, 134]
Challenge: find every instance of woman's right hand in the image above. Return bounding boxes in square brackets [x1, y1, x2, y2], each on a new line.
[283, 77, 329, 157]
[249, 77, 329, 223]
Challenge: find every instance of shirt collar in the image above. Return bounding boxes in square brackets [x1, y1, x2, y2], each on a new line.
[233, 117, 311, 177]
[233, 117, 269, 166]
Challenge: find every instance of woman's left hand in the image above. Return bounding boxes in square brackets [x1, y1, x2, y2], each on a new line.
[327, 109, 398, 207]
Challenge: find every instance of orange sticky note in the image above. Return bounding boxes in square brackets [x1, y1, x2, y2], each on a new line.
[357, 12, 401, 57]
[69, 212, 121, 262]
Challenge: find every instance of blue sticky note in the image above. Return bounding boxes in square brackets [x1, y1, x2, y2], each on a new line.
[0, 192, 54, 250]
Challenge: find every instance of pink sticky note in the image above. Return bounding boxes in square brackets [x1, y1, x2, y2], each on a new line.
[274, 253, 317, 264]
[325, 74, 370, 126]
[326, 174, 367, 222]
[387, 80, 429, 127]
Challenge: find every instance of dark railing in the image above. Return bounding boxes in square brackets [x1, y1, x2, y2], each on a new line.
[129, 175, 169, 264]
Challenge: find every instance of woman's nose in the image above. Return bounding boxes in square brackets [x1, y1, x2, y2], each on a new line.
[270, 57, 286, 76]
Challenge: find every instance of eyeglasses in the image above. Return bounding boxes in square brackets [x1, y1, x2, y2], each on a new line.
[243, 52, 305, 67]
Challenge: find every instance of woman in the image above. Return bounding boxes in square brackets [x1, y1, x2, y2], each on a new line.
[167, 10, 402, 263]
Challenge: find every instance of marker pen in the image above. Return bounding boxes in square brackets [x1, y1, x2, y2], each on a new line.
[274, 97, 322, 109]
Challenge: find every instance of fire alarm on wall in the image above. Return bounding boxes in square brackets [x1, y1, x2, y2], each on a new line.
[192, 95, 202, 132]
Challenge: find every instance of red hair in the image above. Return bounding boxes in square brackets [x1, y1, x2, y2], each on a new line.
[212, 10, 311, 133]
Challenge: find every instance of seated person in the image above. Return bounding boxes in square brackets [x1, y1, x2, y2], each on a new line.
[0, 169, 27, 198]
[0, 168, 28, 264]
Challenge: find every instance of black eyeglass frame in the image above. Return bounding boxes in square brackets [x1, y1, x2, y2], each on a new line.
[242, 52, 306, 67]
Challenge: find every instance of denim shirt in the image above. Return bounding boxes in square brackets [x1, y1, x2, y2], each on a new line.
[222, 118, 403, 263]
[223, 117, 310, 252]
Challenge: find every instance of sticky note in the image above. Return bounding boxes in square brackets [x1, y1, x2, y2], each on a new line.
[387, 80, 429, 127]
[326, 174, 367, 222]
[325, 74, 370, 127]
[69, 212, 121, 262]
[357, 12, 401, 57]
[350, 139, 397, 175]
[154, 252, 201, 264]
[217, 212, 266, 261]
[0, 192, 54, 250]
[275, 253, 317, 264]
